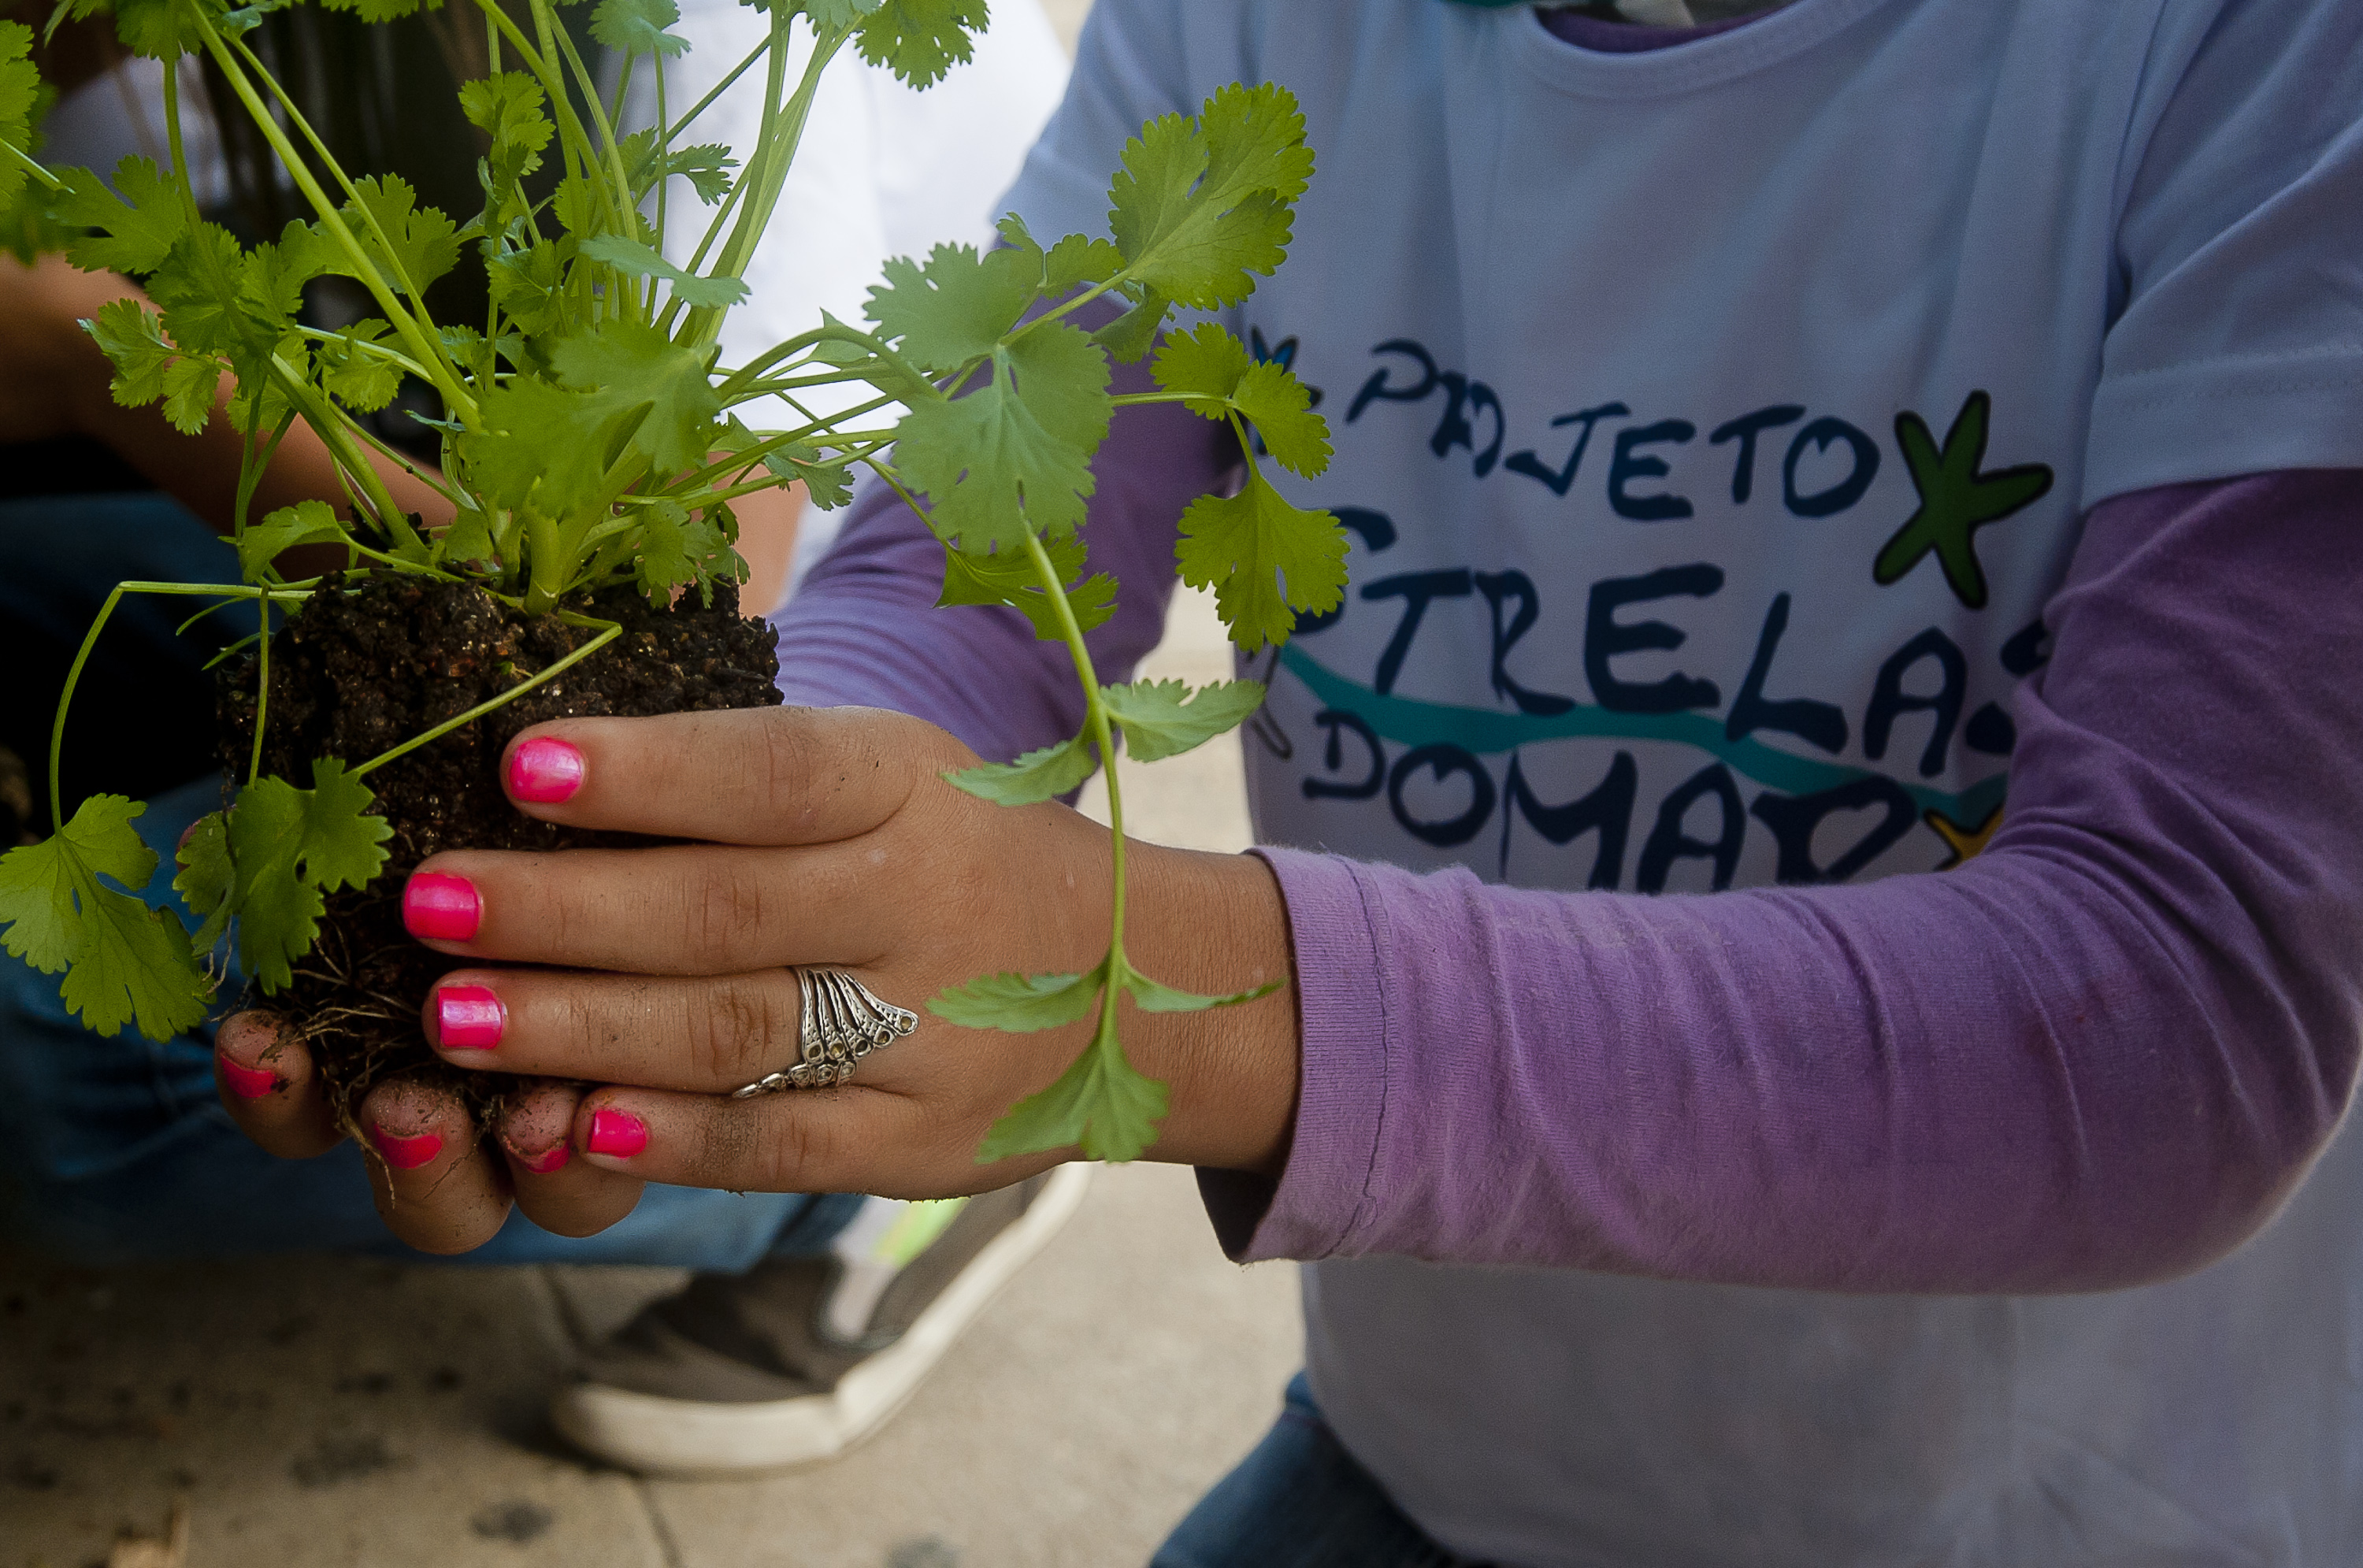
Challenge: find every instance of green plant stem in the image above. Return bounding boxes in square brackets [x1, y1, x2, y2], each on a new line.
[1021, 531, 1133, 1036]
[352, 621, 623, 780]
[547, 17, 643, 267]
[1, 140, 59, 190]
[668, 35, 770, 140]
[666, 12, 792, 334]
[46, 584, 309, 828]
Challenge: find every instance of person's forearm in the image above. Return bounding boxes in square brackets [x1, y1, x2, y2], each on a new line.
[1206, 469, 2363, 1294]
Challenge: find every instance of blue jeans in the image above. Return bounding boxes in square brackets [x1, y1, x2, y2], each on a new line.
[1153, 1373, 1489, 1568]
[0, 491, 849, 1270]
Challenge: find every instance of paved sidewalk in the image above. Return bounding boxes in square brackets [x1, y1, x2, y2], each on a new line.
[5, 586, 1299, 1568]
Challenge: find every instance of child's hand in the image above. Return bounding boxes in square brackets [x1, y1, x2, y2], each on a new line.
[212, 706, 1301, 1252]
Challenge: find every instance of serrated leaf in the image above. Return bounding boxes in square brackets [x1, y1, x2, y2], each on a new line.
[489, 239, 571, 337]
[1108, 83, 1312, 311]
[657, 143, 736, 205]
[630, 497, 740, 605]
[976, 1025, 1168, 1164]
[173, 809, 233, 949]
[1090, 288, 1169, 365]
[86, 296, 176, 408]
[1175, 469, 1348, 654]
[893, 318, 1111, 554]
[321, 174, 460, 298]
[0, 22, 37, 208]
[222, 760, 393, 992]
[929, 963, 1104, 1032]
[317, 318, 402, 412]
[579, 233, 748, 309]
[436, 505, 497, 567]
[944, 736, 1096, 806]
[460, 72, 554, 199]
[592, 0, 688, 54]
[1121, 967, 1285, 1014]
[852, 0, 985, 88]
[1152, 321, 1330, 477]
[159, 353, 217, 433]
[549, 317, 724, 476]
[759, 443, 854, 510]
[865, 241, 1036, 376]
[0, 794, 213, 1040]
[239, 499, 347, 580]
[145, 222, 254, 360]
[54, 157, 186, 274]
[936, 536, 1115, 641]
[1100, 678, 1267, 763]
[317, 0, 430, 22]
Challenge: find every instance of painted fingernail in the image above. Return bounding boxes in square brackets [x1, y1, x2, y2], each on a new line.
[506, 736, 585, 805]
[512, 1142, 571, 1175]
[586, 1107, 647, 1159]
[403, 871, 481, 942]
[218, 1055, 280, 1099]
[433, 984, 506, 1051]
[370, 1125, 443, 1172]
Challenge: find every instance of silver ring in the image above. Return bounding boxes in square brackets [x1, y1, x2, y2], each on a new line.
[731, 969, 919, 1097]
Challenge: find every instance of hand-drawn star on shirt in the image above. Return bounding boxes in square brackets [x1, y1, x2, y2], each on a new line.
[1875, 391, 2054, 610]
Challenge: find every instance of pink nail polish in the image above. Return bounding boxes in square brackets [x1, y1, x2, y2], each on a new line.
[586, 1107, 647, 1159]
[433, 984, 506, 1051]
[513, 1143, 571, 1175]
[403, 872, 481, 942]
[218, 1056, 280, 1099]
[371, 1126, 443, 1172]
[506, 736, 586, 805]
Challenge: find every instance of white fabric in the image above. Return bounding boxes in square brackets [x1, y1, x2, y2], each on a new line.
[1001, 2, 2363, 1563]
[40, 58, 229, 211]
[624, 0, 1070, 429]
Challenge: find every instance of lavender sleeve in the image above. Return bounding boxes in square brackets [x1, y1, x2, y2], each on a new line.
[1207, 469, 2363, 1293]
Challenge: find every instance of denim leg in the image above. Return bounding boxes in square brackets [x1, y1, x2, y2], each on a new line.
[1152, 1373, 1485, 1568]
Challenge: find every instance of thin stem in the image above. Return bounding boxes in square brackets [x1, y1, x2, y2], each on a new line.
[354, 621, 624, 779]
[1022, 531, 1129, 1010]
[547, 17, 640, 254]
[669, 35, 769, 140]
[250, 582, 270, 785]
[46, 584, 305, 828]
[652, 55, 669, 286]
[2, 141, 62, 190]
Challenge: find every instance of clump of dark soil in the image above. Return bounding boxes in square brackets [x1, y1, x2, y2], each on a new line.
[217, 573, 781, 1123]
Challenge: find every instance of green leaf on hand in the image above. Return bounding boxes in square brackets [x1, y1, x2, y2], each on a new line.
[936, 536, 1115, 641]
[592, 0, 688, 56]
[0, 795, 213, 1041]
[238, 499, 347, 580]
[1100, 677, 1267, 762]
[976, 1023, 1168, 1165]
[54, 157, 187, 275]
[1108, 83, 1314, 311]
[1175, 467, 1348, 653]
[944, 736, 1096, 806]
[893, 320, 1111, 554]
[853, 0, 985, 88]
[929, 962, 1104, 1032]
[1121, 967, 1284, 1014]
[1152, 321, 1331, 477]
[213, 760, 393, 992]
[579, 233, 748, 310]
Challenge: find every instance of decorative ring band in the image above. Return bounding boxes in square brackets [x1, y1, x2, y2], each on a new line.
[731, 969, 919, 1098]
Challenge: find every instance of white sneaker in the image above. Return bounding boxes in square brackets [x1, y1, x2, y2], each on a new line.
[551, 1166, 1093, 1476]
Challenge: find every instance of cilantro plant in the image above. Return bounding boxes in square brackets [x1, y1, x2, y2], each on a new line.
[0, 0, 1343, 1162]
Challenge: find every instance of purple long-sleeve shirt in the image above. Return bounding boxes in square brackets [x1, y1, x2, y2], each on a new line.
[779, 331, 2363, 1296]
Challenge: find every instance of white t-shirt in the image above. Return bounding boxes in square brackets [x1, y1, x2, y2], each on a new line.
[1003, 1, 2363, 1562]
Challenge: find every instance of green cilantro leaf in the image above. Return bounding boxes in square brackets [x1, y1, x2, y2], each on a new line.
[592, 0, 688, 56]
[1121, 967, 1285, 1014]
[489, 239, 572, 338]
[579, 233, 749, 310]
[929, 963, 1104, 1032]
[944, 736, 1096, 806]
[1152, 321, 1332, 477]
[1108, 83, 1312, 310]
[220, 760, 393, 992]
[321, 174, 460, 299]
[317, 318, 402, 413]
[1089, 287, 1170, 365]
[1100, 677, 1267, 762]
[239, 499, 347, 580]
[853, 0, 985, 88]
[1174, 468, 1348, 653]
[892, 318, 1111, 554]
[86, 296, 176, 407]
[54, 157, 187, 274]
[0, 795, 213, 1040]
[991, 213, 1122, 298]
[976, 1023, 1168, 1164]
[759, 443, 855, 510]
[173, 808, 234, 948]
[459, 72, 554, 199]
[158, 354, 218, 434]
[864, 241, 1035, 375]
[548, 317, 725, 475]
[651, 143, 737, 205]
[435, 505, 497, 567]
[316, 0, 431, 22]
[462, 375, 622, 520]
[937, 536, 1115, 641]
[630, 497, 740, 605]
[0, 22, 37, 209]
